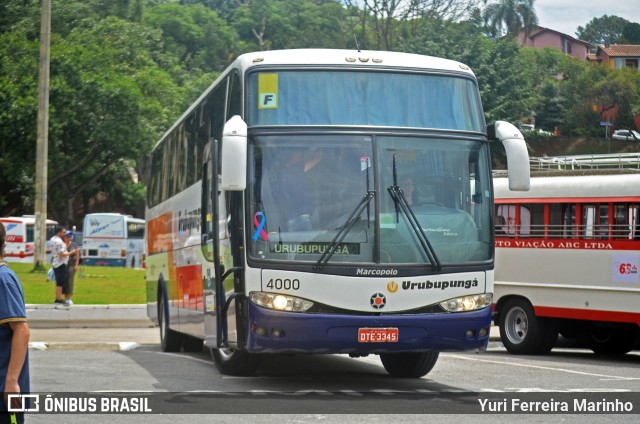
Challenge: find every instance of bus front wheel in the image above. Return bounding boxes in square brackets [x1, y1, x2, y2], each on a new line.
[499, 298, 557, 355]
[210, 347, 261, 376]
[159, 295, 183, 352]
[380, 351, 439, 378]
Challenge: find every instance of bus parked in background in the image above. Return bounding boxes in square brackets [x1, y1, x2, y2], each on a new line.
[82, 213, 145, 268]
[0, 215, 58, 263]
[145, 49, 530, 377]
[493, 162, 640, 355]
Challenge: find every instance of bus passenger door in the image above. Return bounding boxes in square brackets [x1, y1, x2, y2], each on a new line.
[201, 142, 233, 348]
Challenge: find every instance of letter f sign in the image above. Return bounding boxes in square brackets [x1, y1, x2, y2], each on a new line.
[260, 93, 277, 109]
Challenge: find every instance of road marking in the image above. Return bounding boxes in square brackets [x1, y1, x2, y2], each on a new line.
[446, 354, 640, 381]
[28, 342, 48, 350]
[119, 342, 141, 351]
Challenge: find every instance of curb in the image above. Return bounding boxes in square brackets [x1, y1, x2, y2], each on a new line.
[26, 304, 154, 329]
[29, 342, 142, 351]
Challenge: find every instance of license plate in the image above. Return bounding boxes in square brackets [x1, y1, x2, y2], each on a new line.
[358, 328, 399, 343]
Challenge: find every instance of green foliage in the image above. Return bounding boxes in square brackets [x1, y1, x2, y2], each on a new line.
[535, 80, 565, 132]
[0, 30, 40, 213]
[482, 0, 538, 38]
[143, 3, 236, 71]
[475, 39, 535, 124]
[621, 22, 640, 44]
[44, 16, 184, 220]
[576, 15, 629, 46]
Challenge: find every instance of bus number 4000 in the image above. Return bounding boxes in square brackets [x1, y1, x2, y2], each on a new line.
[266, 278, 300, 290]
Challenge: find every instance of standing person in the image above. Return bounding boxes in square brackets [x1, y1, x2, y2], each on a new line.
[0, 222, 30, 424]
[63, 231, 80, 306]
[49, 226, 77, 306]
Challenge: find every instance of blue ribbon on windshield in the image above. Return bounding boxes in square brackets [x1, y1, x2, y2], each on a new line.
[253, 212, 269, 241]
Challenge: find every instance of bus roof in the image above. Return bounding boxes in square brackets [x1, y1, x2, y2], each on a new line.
[494, 173, 640, 200]
[0, 216, 58, 225]
[232, 49, 475, 75]
[83, 213, 144, 223]
[153, 49, 476, 152]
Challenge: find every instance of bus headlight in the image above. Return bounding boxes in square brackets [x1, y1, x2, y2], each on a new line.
[250, 292, 314, 312]
[440, 294, 492, 312]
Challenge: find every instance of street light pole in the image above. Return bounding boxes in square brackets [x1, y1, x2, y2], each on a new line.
[34, 0, 51, 270]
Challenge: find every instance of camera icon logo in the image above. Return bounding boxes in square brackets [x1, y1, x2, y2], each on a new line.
[7, 394, 40, 412]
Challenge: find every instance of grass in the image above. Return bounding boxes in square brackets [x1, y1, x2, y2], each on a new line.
[7, 262, 147, 305]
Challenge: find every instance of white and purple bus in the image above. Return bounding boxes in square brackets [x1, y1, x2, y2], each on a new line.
[145, 49, 530, 377]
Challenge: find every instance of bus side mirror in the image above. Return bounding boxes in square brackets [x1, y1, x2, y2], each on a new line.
[488, 121, 530, 191]
[220, 115, 247, 191]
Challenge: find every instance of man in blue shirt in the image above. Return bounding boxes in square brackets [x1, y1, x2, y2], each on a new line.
[0, 222, 30, 424]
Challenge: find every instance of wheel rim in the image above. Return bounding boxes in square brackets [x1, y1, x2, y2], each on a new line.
[504, 306, 528, 345]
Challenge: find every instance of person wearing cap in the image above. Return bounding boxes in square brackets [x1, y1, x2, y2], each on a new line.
[49, 226, 77, 306]
[63, 231, 80, 306]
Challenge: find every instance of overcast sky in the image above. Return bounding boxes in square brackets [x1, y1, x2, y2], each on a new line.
[535, 0, 640, 39]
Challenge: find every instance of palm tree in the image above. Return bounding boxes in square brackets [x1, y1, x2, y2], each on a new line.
[483, 0, 539, 39]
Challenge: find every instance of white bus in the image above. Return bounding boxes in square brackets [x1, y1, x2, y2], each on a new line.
[145, 49, 529, 377]
[82, 213, 145, 268]
[0, 215, 58, 263]
[494, 172, 640, 355]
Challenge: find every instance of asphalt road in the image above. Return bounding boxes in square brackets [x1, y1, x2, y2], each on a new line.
[18, 329, 640, 423]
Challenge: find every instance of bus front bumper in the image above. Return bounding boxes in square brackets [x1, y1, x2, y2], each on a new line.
[246, 302, 491, 354]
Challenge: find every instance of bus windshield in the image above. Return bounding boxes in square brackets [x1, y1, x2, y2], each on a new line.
[247, 70, 484, 131]
[247, 134, 492, 267]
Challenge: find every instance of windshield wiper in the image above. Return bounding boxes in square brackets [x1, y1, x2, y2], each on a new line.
[314, 190, 375, 270]
[387, 154, 441, 271]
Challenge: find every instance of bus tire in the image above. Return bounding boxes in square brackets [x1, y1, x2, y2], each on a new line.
[534, 318, 558, 355]
[499, 298, 556, 355]
[380, 351, 439, 378]
[588, 324, 640, 355]
[159, 295, 183, 352]
[210, 347, 261, 376]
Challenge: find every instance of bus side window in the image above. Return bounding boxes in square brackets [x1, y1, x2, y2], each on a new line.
[530, 204, 544, 238]
[562, 204, 576, 238]
[548, 203, 562, 238]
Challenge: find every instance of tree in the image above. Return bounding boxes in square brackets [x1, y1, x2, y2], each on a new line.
[144, 3, 236, 72]
[621, 22, 640, 44]
[46, 18, 186, 222]
[0, 31, 40, 214]
[575, 15, 628, 46]
[535, 80, 565, 132]
[342, 0, 481, 50]
[0, 15, 186, 222]
[482, 0, 538, 39]
[229, 0, 348, 51]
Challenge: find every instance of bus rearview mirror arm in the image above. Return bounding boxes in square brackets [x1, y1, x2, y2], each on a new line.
[488, 121, 530, 191]
[221, 115, 248, 191]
